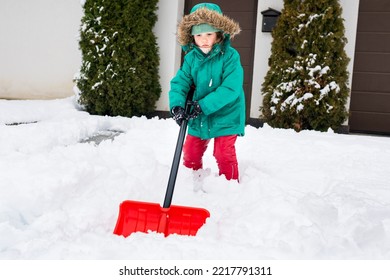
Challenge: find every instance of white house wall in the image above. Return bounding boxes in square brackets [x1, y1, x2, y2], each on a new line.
[250, 0, 284, 119]
[0, 0, 359, 122]
[154, 0, 185, 112]
[339, 0, 360, 116]
[0, 0, 82, 100]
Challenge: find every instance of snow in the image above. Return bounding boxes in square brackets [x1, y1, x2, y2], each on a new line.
[1, 97, 390, 260]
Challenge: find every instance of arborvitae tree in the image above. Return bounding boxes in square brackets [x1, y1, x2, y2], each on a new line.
[75, 0, 161, 117]
[261, 0, 349, 132]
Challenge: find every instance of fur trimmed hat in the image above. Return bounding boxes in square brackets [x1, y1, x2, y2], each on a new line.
[177, 3, 241, 46]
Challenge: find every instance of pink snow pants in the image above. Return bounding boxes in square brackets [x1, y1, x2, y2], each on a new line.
[183, 134, 239, 180]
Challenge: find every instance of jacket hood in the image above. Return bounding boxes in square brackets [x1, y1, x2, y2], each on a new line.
[177, 4, 241, 46]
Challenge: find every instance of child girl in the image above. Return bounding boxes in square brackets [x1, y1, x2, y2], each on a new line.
[169, 3, 245, 181]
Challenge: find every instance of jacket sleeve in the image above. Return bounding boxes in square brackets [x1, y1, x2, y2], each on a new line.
[198, 49, 244, 116]
[168, 54, 194, 110]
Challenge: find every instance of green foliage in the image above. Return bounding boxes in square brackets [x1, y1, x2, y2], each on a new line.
[75, 0, 161, 117]
[261, 0, 349, 132]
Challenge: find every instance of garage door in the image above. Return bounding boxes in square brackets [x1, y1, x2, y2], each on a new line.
[184, 0, 258, 120]
[349, 0, 390, 134]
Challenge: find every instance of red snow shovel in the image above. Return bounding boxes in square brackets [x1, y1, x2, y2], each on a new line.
[113, 86, 210, 237]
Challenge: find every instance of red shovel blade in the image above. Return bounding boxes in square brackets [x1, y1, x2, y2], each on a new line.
[113, 200, 210, 237]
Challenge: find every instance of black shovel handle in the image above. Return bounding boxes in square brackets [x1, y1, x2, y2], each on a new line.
[163, 85, 195, 208]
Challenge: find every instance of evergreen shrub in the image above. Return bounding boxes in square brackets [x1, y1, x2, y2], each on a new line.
[261, 0, 350, 132]
[75, 0, 161, 117]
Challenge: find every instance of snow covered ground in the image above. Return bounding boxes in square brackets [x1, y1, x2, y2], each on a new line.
[0, 97, 389, 260]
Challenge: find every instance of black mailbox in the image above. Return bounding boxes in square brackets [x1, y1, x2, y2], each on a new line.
[261, 8, 281, 32]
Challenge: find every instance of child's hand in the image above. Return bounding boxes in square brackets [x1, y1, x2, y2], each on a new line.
[171, 106, 186, 126]
[188, 101, 202, 119]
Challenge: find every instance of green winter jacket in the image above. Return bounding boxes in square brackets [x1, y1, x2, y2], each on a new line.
[169, 4, 245, 140]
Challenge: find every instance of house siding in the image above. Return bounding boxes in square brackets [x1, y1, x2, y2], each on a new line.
[349, 0, 390, 134]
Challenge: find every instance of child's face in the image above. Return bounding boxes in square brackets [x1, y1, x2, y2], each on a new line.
[194, 32, 218, 54]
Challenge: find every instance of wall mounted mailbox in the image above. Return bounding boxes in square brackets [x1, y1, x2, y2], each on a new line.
[261, 8, 281, 32]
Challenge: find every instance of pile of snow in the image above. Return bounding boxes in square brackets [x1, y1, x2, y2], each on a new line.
[1, 97, 389, 259]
